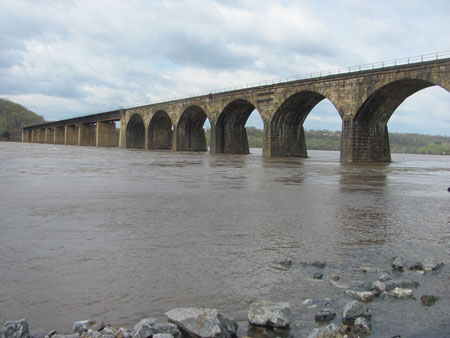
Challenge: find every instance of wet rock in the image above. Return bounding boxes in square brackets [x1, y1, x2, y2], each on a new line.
[330, 274, 340, 281]
[378, 273, 391, 282]
[45, 331, 57, 338]
[279, 259, 293, 268]
[153, 335, 173, 338]
[313, 272, 323, 279]
[311, 261, 326, 269]
[392, 256, 404, 271]
[73, 321, 91, 334]
[302, 299, 313, 306]
[373, 281, 386, 294]
[314, 310, 336, 322]
[385, 279, 419, 292]
[153, 323, 181, 338]
[165, 308, 238, 338]
[344, 290, 375, 302]
[306, 324, 340, 338]
[421, 295, 439, 306]
[422, 257, 444, 271]
[1, 320, 29, 338]
[342, 301, 371, 325]
[248, 301, 291, 329]
[404, 261, 423, 271]
[389, 287, 414, 298]
[131, 318, 159, 338]
[353, 317, 371, 335]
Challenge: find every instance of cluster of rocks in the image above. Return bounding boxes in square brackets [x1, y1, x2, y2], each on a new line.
[303, 256, 444, 337]
[2, 256, 444, 338]
[1, 301, 292, 338]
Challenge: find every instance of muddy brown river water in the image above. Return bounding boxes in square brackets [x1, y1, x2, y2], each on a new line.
[0, 142, 449, 337]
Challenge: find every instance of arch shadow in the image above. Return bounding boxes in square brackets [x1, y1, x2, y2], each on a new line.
[177, 105, 209, 152]
[148, 110, 172, 150]
[126, 114, 145, 149]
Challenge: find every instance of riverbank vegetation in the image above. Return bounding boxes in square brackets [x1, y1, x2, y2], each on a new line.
[0, 99, 45, 140]
[206, 127, 450, 155]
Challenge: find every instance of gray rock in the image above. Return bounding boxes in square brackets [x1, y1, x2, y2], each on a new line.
[90, 321, 105, 332]
[422, 257, 444, 271]
[311, 261, 326, 269]
[153, 322, 181, 338]
[165, 308, 237, 338]
[373, 281, 386, 294]
[421, 295, 439, 306]
[73, 321, 90, 334]
[306, 324, 340, 338]
[248, 301, 291, 328]
[153, 335, 173, 338]
[378, 273, 391, 282]
[45, 331, 57, 338]
[392, 256, 404, 271]
[342, 301, 371, 325]
[344, 290, 375, 302]
[385, 279, 419, 292]
[353, 317, 371, 335]
[389, 287, 413, 298]
[1, 320, 29, 338]
[314, 310, 336, 322]
[404, 261, 423, 271]
[131, 318, 159, 338]
[313, 272, 323, 279]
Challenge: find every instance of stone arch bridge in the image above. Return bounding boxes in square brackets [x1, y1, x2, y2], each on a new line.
[13, 57, 450, 162]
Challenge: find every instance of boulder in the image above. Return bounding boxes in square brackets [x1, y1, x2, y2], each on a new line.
[311, 261, 326, 269]
[165, 308, 237, 338]
[313, 272, 323, 279]
[344, 290, 375, 302]
[385, 279, 419, 292]
[389, 287, 413, 298]
[342, 301, 371, 325]
[314, 310, 336, 322]
[353, 317, 371, 335]
[248, 301, 291, 328]
[404, 261, 423, 271]
[422, 257, 444, 271]
[378, 273, 391, 282]
[373, 281, 386, 294]
[421, 295, 439, 306]
[153, 322, 181, 338]
[306, 324, 340, 338]
[1, 320, 29, 338]
[131, 318, 159, 338]
[392, 256, 404, 271]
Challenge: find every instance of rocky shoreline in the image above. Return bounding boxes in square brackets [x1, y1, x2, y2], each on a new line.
[1, 256, 444, 338]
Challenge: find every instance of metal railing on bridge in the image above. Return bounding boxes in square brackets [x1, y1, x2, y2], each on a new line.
[66, 50, 450, 117]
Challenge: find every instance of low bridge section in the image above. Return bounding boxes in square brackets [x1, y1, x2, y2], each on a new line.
[12, 56, 450, 162]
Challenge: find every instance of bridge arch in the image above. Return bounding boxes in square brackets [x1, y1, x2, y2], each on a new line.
[267, 90, 341, 157]
[176, 105, 209, 152]
[346, 78, 448, 162]
[148, 110, 172, 150]
[126, 113, 145, 149]
[212, 99, 258, 154]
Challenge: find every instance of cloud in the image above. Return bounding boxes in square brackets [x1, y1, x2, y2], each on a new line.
[0, 0, 448, 134]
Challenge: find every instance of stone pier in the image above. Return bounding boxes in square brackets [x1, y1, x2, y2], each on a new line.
[65, 125, 79, 145]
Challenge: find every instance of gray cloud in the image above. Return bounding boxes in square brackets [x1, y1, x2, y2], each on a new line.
[0, 0, 449, 133]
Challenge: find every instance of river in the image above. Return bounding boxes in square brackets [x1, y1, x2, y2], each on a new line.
[0, 142, 449, 337]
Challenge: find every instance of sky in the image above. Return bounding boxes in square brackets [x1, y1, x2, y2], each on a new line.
[0, 0, 449, 134]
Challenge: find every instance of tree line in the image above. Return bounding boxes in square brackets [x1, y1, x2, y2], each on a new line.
[206, 127, 450, 155]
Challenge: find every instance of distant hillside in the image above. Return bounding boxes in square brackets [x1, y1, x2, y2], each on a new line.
[0, 98, 45, 140]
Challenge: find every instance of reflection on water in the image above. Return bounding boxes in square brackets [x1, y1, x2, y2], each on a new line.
[0, 143, 449, 337]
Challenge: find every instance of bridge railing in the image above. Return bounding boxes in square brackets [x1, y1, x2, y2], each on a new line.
[58, 50, 450, 117]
